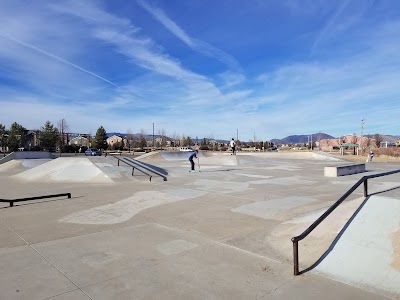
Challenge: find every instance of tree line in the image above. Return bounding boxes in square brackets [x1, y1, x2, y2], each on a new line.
[0, 120, 275, 153]
[0, 120, 110, 153]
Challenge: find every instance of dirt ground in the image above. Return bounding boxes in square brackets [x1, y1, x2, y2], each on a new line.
[329, 152, 400, 163]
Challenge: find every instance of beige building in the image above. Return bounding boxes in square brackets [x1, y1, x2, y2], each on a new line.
[107, 135, 125, 149]
[68, 136, 89, 147]
[319, 134, 377, 151]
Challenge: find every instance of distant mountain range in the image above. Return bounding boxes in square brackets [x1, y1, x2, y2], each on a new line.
[271, 133, 400, 145]
[270, 133, 335, 145]
[107, 132, 399, 145]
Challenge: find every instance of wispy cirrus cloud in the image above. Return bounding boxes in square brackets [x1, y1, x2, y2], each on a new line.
[1, 1, 400, 140]
[310, 0, 372, 56]
[137, 0, 242, 72]
[1, 34, 118, 87]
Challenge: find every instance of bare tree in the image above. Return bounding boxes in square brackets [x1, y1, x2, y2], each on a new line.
[171, 131, 180, 148]
[352, 133, 357, 144]
[126, 129, 135, 153]
[365, 135, 372, 149]
[57, 118, 69, 153]
[158, 128, 167, 149]
[374, 133, 383, 148]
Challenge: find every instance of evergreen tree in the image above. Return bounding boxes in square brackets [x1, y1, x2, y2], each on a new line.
[138, 133, 147, 149]
[94, 126, 108, 150]
[8, 122, 26, 151]
[40, 121, 59, 150]
[0, 123, 7, 152]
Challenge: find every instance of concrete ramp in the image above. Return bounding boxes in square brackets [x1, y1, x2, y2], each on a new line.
[314, 195, 400, 298]
[0, 159, 51, 175]
[13, 158, 113, 183]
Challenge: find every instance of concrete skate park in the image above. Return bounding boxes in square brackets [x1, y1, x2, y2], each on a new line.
[0, 150, 399, 299]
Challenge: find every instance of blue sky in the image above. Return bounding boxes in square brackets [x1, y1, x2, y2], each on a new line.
[1, 0, 400, 141]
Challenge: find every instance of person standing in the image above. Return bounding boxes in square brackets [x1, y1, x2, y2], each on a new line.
[189, 149, 199, 171]
[230, 138, 236, 155]
[368, 150, 374, 162]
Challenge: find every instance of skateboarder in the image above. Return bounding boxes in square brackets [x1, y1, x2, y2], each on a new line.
[230, 138, 236, 155]
[189, 149, 198, 171]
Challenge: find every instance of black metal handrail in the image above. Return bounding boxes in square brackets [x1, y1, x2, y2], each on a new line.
[112, 155, 167, 181]
[291, 169, 400, 275]
[0, 193, 71, 207]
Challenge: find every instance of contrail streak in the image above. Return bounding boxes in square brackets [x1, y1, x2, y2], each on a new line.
[2, 34, 119, 87]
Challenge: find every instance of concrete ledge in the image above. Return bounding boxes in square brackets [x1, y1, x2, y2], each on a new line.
[324, 163, 366, 177]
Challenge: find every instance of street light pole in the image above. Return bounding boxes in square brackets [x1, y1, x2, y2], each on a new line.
[360, 119, 365, 155]
[152, 123, 155, 150]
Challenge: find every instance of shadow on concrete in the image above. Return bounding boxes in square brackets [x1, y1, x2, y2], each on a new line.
[137, 160, 168, 175]
[369, 185, 400, 196]
[0, 196, 84, 209]
[197, 168, 241, 173]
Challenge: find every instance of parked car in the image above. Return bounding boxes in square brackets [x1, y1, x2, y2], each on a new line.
[179, 147, 194, 152]
[85, 148, 102, 156]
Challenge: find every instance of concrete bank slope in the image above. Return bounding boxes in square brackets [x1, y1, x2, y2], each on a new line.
[12, 157, 114, 183]
[315, 195, 400, 299]
[0, 159, 51, 175]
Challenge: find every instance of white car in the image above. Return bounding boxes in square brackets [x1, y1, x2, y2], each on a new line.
[179, 147, 194, 152]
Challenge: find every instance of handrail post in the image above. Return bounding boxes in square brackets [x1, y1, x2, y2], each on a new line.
[292, 239, 299, 275]
[364, 179, 368, 197]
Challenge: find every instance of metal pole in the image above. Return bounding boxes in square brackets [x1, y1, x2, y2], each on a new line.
[152, 123, 155, 149]
[293, 240, 299, 275]
[364, 180, 368, 197]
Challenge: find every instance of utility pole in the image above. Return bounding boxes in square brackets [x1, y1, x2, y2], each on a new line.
[236, 129, 238, 141]
[360, 119, 365, 155]
[152, 123, 155, 150]
[60, 118, 64, 157]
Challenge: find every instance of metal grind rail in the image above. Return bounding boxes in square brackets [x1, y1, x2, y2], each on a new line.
[291, 169, 400, 275]
[112, 155, 167, 182]
[0, 193, 71, 207]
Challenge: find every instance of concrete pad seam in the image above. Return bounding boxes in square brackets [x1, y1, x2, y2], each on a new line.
[153, 222, 284, 265]
[30, 245, 92, 299]
[74, 222, 287, 293]
[0, 219, 92, 299]
[27, 222, 162, 247]
[77, 238, 210, 291]
[0, 217, 29, 246]
[41, 288, 87, 300]
[258, 278, 294, 299]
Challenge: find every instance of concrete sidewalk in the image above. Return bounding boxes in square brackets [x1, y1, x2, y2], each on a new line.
[0, 152, 399, 299]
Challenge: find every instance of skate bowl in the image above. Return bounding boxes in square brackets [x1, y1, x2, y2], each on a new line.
[160, 151, 205, 160]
